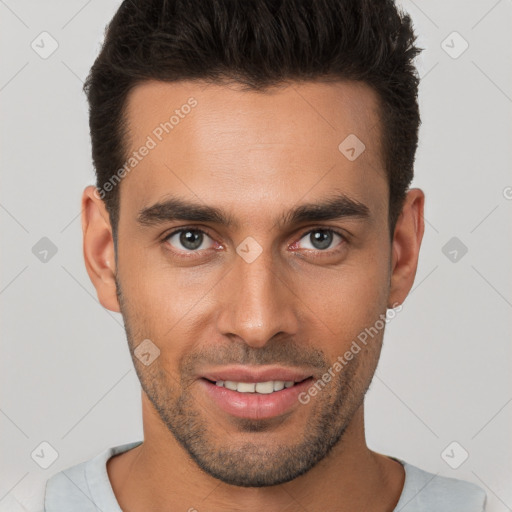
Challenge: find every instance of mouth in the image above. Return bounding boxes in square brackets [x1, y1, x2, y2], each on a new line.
[203, 377, 310, 394]
[198, 367, 315, 420]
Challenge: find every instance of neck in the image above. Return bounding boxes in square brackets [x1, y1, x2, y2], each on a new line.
[108, 393, 405, 512]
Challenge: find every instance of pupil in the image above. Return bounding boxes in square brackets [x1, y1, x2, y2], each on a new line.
[311, 230, 332, 250]
[181, 230, 202, 250]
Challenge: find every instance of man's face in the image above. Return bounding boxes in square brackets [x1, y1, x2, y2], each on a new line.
[112, 80, 393, 486]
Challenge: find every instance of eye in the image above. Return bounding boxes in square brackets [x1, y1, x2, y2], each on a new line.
[295, 229, 345, 252]
[164, 228, 216, 252]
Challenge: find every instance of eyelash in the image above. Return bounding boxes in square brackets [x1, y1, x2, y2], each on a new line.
[161, 226, 347, 258]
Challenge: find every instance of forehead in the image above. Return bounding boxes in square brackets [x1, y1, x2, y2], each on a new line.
[119, 79, 387, 224]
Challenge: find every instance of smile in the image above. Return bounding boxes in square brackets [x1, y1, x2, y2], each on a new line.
[213, 379, 302, 394]
[200, 375, 314, 420]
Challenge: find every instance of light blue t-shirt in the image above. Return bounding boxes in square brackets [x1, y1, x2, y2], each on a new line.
[44, 441, 487, 511]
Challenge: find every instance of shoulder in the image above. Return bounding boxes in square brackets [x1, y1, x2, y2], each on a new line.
[44, 441, 142, 512]
[44, 454, 98, 511]
[394, 459, 487, 512]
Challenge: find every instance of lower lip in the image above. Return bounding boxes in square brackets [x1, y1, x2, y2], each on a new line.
[200, 378, 313, 420]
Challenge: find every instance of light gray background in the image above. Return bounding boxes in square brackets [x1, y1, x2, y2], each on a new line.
[1, 1, 511, 510]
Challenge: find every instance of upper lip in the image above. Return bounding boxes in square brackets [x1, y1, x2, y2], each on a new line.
[200, 365, 313, 383]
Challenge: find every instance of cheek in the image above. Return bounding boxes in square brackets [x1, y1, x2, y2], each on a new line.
[296, 250, 391, 344]
[119, 240, 202, 314]
[118, 249, 220, 361]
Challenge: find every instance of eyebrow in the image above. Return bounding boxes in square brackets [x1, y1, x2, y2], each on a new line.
[136, 192, 370, 230]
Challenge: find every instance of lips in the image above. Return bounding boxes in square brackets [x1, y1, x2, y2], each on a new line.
[198, 366, 315, 420]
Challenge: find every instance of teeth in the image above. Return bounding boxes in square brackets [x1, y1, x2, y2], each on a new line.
[255, 381, 274, 394]
[224, 380, 237, 391]
[214, 380, 297, 393]
[237, 382, 256, 393]
[273, 381, 285, 391]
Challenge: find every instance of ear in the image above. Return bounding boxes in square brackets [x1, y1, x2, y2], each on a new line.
[387, 188, 425, 308]
[81, 185, 120, 312]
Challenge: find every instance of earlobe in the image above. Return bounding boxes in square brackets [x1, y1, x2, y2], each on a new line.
[387, 188, 425, 308]
[81, 185, 120, 313]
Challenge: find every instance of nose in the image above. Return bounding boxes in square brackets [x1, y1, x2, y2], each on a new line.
[216, 246, 300, 349]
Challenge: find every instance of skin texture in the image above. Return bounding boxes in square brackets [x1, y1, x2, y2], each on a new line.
[82, 79, 424, 511]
